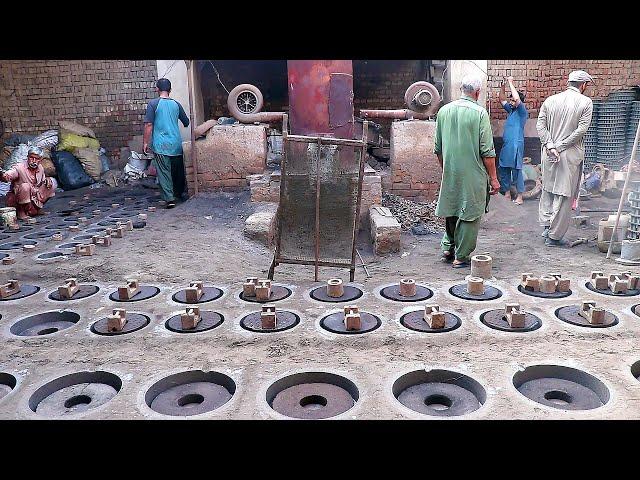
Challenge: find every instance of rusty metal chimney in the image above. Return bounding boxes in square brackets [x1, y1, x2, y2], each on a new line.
[286, 60, 354, 139]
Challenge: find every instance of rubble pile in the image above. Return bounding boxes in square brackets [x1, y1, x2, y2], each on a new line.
[382, 192, 444, 233]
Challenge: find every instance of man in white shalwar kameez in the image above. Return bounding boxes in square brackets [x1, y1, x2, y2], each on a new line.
[537, 70, 593, 246]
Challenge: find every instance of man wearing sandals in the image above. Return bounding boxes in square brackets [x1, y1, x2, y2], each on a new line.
[497, 76, 528, 205]
[143, 78, 190, 209]
[434, 74, 500, 268]
[537, 70, 593, 247]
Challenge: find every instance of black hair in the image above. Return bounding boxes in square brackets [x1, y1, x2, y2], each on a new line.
[517, 90, 526, 102]
[568, 80, 586, 89]
[156, 78, 171, 92]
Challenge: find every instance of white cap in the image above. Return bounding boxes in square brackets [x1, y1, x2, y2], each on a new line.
[568, 70, 593, 83]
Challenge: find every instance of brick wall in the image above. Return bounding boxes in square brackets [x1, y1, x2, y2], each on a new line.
[0, 60, 157, 151]
[487, 60, 640, 120]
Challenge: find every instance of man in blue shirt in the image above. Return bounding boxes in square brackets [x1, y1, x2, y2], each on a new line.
[497, 76, 528, 205]
[143, 78, 190, 208]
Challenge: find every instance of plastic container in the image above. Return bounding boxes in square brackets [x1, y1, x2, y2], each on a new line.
[0, 207, 17, 227]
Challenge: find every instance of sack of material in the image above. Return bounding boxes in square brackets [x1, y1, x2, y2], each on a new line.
[59, 121, 96, 139]
[41, 157, 56, 177]
[4, 133, 35, 147]
[71, 147, 102, 181]
[32, 129, 59, 149]
[57, 129, 100, 152]
[4, 143, 29, 170]
[51, 150, 94, 190]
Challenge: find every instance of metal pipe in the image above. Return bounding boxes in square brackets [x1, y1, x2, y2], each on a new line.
[360, 109, 433, 120]
[185, 60, 198, 196]
[231, 112, 285, 123]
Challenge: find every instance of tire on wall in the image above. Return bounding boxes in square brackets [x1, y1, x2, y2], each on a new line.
[227, 84, 264, 120]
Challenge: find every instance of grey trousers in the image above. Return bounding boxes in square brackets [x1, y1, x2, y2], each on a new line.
[539, 190, 572, 240]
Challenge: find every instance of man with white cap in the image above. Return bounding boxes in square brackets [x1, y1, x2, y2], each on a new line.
[537, 69, 593, 246]
[0, 145, 57, 219]
[434, 73, 500, 268]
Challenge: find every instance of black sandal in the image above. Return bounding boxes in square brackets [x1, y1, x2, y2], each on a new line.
[452, 260, 470, 268]
[440, 251, 454, 263]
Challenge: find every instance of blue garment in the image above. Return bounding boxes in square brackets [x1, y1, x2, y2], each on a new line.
[144, 97, 189, 156]
[499, 166, 525, 194]
[499, 102, 528, 169]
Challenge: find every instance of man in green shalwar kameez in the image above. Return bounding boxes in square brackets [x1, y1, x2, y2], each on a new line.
[434, 74, 500, 268]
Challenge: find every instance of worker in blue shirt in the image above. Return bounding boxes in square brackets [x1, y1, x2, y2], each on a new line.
[143, 78, 190, 208]
[497, 76, 528, 205]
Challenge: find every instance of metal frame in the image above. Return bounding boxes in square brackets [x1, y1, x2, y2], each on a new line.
[268, 114, 368, 282]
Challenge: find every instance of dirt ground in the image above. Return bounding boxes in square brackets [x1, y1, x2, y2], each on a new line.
[1, 183, 640, 420]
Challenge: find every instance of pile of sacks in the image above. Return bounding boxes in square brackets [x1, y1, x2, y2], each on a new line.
[0, 121, 111, 192]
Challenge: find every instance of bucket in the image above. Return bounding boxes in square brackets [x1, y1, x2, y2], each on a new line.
[597, 214, 630, 253]
[0, 207, 17, 227]
[620, 239, 640, 261]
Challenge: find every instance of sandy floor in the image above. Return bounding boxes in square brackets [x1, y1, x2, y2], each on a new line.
[1, 184, 640, 420]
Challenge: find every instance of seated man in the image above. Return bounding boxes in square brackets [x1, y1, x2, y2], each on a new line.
[0, 146, 57, 219]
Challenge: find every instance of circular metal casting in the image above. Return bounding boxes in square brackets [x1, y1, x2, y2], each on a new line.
[239, 284, 292, 303]
[320, 311, 381, 334]
[165, 311, 224, 334]
[0, 373, 16, 402]
[29, 371, 122, 416]
[91, 313, 150, 336]
[108, 285, 160, 302]
[23, 231, 56, 240]
[555, 305, 618, 328]
[400, 310, 461, 333]
[272, 383, 354, 419]
[267, 372, 359, 420]
[45, 223, 75, 230]
[72, 234, 95, 241]
[57, 242, 84, 250]
[2, 225, 33, 233]
[380, 284, 433, 302]
[0, 284, 40, 301]
[310, 285, 363, 303]
[48, 284, 100, 301]
[146, 371, 235, 417]
[10, 310, 80, 336]
[517, 285, 572, 299]
[393, 369, 486, 417]
[172, 286, 223, 304]
[397, 382, 480, 417]
[240, 310, 299, 333]
[449, 283, 503, 301]
[513, 365, 609, 410]
[584, 282, 640, 296]
[36, 252, 66, 260]
[0, 240, 37, 250]
[480, 309, 542, 332]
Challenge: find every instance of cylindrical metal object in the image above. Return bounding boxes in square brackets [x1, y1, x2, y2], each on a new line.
[327, 278, 344, 298]
[232, 112, 285, 124]
[287, 60, 354, 139]
[23, 244, 35, 253]
[471, 255, 492, 279]
[399, 278, 417, 297]
[621, 239, 640, 261]
[2, 256, 16, 265]
[52, 233, 63, 242]
[360, 109, 432, 120]
[467, 276, 484, 295]
[539, 275, 557, 294]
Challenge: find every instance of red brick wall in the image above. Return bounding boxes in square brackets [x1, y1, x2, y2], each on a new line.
[487, 60, 640, 120]
[0, 60, 157, 151]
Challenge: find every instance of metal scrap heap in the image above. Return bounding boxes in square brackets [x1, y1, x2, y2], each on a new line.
[381, 192, 444, 233]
